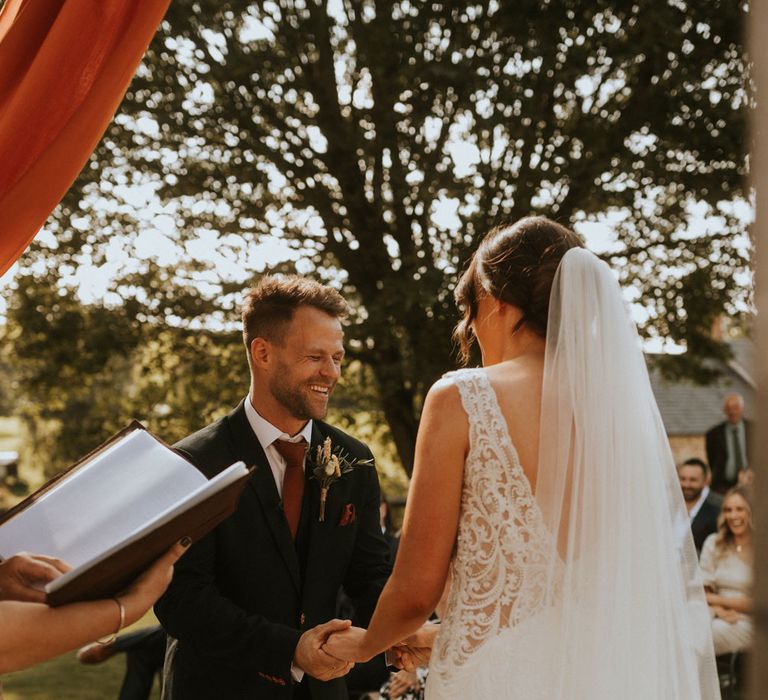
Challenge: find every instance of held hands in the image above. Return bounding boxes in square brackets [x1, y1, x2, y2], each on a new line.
[294, 619, 356, 681]
[387, 621, 440, 671]
[321, 621, 440, 672]
[0, 552, 71, 602]
[320, 624, 369, 664]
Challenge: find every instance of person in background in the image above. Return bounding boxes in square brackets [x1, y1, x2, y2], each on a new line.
[705, 394, 753, 494]
[678, 458, 723, 555]
[0, 541, 188, 675]
[700, 486, 754, 655]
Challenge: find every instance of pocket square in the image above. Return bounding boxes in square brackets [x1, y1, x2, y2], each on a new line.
[338, 503, 356, 526]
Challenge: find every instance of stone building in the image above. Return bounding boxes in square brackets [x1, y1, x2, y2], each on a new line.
[648, 339, 755, 467]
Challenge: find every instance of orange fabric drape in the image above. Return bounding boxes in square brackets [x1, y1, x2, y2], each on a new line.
[0, 0, 172, 277]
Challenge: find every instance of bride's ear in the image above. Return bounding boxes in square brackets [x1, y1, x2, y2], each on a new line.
[497, 299, 522, 321]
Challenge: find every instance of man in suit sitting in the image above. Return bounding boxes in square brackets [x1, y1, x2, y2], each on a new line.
[156, 276, 392, 699]
[678, 458, 723, 555]
[705, 393, 753, 494]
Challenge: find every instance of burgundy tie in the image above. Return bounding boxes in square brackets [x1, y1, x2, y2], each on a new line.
[273, 439, 307, 538]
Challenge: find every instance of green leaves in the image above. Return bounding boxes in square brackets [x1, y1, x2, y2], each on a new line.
[4, 0, 751, 476]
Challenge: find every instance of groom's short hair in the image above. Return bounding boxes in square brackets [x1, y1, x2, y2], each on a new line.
[242, 275, 349, 355]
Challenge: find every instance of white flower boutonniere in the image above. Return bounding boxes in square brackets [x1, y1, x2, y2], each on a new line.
[308, 437, 373, 521]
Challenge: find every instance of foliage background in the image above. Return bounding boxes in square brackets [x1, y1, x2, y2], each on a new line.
[0, 0, 752, 487]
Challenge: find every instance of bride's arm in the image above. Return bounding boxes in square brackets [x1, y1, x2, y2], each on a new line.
[325, 378, 467, 662]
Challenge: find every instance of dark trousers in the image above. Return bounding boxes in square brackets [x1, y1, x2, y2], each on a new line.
[114, 627, 167, 700]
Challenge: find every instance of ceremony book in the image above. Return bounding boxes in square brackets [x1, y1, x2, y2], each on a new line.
[0, 422, 252, 606]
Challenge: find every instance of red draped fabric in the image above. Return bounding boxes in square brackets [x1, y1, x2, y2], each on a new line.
[0, 0, 172, 277]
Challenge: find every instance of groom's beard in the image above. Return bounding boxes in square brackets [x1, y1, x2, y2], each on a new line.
[269, 366, 334, 422]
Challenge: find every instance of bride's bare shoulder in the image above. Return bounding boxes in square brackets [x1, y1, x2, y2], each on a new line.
[416, 376, 469, 453]
[426, 374, 463, 410]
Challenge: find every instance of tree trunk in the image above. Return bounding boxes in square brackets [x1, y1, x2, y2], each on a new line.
[379, 386, 419, 477]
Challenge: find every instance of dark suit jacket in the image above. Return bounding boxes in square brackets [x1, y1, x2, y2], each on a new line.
[155, 401, 392, 700]
[705, 419, 752, 493]
[691, 493, 722, 555]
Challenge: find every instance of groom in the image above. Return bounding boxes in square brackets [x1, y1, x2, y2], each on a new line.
[155, 276, 392, 699]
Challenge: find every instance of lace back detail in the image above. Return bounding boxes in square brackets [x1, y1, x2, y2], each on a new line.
[430, 368, 554, 681]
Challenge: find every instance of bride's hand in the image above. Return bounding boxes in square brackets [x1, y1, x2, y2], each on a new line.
[322, 625, 370, 663]
[401, 621, 440, 649]
[387, 621, 440, 670]
[389, 644, 431, 671]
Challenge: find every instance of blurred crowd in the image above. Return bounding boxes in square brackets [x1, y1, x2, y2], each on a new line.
[678, 392, 754, 694]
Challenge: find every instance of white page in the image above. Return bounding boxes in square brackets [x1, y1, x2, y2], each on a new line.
[0, 430, 207, 568]
[45, 461, 248, 593]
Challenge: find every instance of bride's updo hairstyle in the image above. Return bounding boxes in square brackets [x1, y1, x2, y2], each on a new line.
[453, 216, 584, 364]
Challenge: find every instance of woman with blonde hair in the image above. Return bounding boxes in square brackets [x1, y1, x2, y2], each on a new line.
[700, 486, 754, 655]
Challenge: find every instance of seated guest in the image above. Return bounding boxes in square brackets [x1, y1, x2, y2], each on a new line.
[77, 625, 166, 700]
[678, 458, 723, 554]
[0, 541, 187, 675]
[379, 667, 428, 700]
[699, 487, 753, 655]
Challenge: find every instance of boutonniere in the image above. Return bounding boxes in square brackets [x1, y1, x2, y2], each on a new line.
[308, 437, 373, 521]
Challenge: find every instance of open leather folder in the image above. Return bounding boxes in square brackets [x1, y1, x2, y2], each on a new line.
[0, 422, 252, 606]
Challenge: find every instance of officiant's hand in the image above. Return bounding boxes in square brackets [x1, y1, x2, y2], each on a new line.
[294, 618, 356, 681]
[0, 552, 71, 603]
[120, 539, 190, 625]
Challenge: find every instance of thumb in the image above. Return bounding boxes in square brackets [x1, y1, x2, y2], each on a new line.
[158, 538, 192, 568]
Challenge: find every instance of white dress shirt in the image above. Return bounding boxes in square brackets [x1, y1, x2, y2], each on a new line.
[244, 396, 313, 497]
[725, 420, 748, 479]
[243, 396, 312, 682]
[688, 485, 711, 522]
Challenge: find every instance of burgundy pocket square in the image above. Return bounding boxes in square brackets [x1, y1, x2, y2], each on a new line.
[338, 503, 356, 526]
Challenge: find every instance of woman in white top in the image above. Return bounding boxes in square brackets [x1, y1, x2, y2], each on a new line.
[700, 486, 753, 655]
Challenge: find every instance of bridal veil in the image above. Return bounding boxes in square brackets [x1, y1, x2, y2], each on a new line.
[535, 248, 720, 698]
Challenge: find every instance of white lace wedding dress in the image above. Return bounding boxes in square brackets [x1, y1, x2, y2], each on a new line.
[426, 368, 560, 700]
[424, 248, 719, 700]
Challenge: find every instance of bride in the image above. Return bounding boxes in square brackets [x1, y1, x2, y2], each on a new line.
[325, 216, 720, 699]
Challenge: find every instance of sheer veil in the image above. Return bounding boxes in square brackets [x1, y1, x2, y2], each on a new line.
[535, 248, 720, 699]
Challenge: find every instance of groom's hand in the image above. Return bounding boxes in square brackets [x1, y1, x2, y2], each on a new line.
[294, 619, 355, 681]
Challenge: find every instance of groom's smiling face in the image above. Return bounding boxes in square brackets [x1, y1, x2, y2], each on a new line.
[266, 305, 345, 423]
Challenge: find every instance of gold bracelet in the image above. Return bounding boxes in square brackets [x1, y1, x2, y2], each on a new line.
[97, 596, 125, 645]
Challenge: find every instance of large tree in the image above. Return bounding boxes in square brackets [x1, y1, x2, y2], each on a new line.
[8, 0, 750, 474]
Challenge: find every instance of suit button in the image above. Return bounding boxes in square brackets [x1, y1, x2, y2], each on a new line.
[300, 613, 306, 625]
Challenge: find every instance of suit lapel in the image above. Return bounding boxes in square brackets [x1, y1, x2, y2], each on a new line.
[226, 401, 302, 594]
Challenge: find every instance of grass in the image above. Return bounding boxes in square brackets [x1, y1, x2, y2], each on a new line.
[1, 616, 161, 700]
